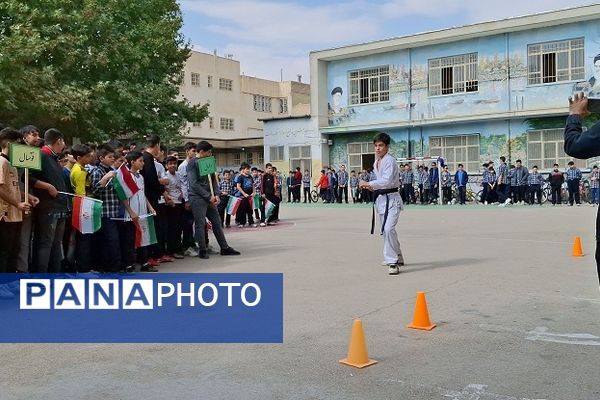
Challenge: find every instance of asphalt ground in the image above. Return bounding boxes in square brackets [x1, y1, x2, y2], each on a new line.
[1, 201, 600, 400]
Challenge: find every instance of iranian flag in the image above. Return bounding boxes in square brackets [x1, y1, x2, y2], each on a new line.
[250, 194, 261, 210]
[264, 199, 276, 220]
[113, 164, 139, 201]
[72, 196, 102, 234]
[134, 215, 158, 248]
[226, 196, 242, 215]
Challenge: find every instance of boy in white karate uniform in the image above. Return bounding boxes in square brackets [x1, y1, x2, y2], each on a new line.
[359, 133, 404, 275]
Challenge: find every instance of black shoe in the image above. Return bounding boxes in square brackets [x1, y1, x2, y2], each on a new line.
[198, 251, 209, 259]
[125, 265, 135, 273]
[140, 264, 159, 272]
[221, 247, 241, 256]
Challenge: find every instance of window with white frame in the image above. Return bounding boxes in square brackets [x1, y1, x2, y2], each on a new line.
[253, 95, 272, 112]
[348, 66, 390, 105]
[527, 128, 584, 169]
[428, 53, 478, 96]
[257, 151, 264, 165]
[347, 142, 374, 173]
[429, 134, 480, 172]
[527, 38, 584, 85]
[270, 146, 284, 161]
[219, 78, 233, 91]
[220, 118, 234, 130]
[289, 146, 311, 173]
[279, 98, 288, 114]
[207, 75, 213, 88]
[191, 72, 201, 86]
[233, 152, 241, 165]
[209, 117, 214, 129]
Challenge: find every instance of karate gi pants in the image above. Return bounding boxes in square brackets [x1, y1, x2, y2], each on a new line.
[376, 192, 404, 265]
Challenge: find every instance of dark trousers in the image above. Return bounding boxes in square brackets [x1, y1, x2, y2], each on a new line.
[99, 218, 121, 272]
[594, 207, 600, 286]
[33, 213, 66, 273]
[293, 185, 301, 202]
[519, 186, 528, 203]
[303, 187, 312, 203]
[361, 188, 371, 203]
[442, 187, 452, 203]
[430, 185, 438, 203]
[217, 196, 232, 227]
[287, 186, 292, 202]
[458, 186, 466, 204]
[236, 196, 254, 225]
[74, 231, 93, 272]
[181, 207, 196, 249]
[551, 186, 561, 204]
[164, 203, 184, 254]
[402, 184, 416, 204]
[567, 180, 581, 205]
[510, 186, 520, 202]
[0, 221, 21, 273]
[264, 193, 280, 223]
[189, 196, 229, 253]
[529, 185, 542, 205]
[337, 186, 348, 203]
[497, 183, 508, 203]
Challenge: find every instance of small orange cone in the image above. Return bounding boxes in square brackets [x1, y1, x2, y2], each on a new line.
[339, 319, 378, 368]
[572, 236, 584, 257]
[407, 291, 436, 331]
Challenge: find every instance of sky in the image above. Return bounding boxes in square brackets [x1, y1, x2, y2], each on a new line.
[179, 0, 599, 83]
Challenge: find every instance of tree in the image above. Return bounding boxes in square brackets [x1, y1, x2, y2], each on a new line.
[0, 0, 207, 144]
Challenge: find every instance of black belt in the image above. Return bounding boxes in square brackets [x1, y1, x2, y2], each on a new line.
[371, 188, 399, 235]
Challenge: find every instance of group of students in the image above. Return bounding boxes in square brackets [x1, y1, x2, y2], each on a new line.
[0, 126, 243, 275]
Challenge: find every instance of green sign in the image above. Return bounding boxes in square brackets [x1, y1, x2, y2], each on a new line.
[9, 143, 41, 170]
[198, 156, 217, 176]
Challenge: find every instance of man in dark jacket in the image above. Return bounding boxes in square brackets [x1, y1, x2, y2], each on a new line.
[31, 129, 68, 272]
[187, 141, 240, 259]
[547, 163, 564, 205]
[564, 92, 600, 287]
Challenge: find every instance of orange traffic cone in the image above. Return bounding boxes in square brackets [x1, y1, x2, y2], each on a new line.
[339, 319, 378, 368]
[572, 236, 584, 257]
[407, 291, 436, 331]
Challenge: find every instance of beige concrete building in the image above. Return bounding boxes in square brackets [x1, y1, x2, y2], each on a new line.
[179, 50, 310, 169]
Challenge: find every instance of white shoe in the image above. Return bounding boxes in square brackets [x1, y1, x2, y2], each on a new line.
[260, 222, 266, 227]
[505, 198, 512, 204]
[498, 203, 505, 207]
[237, 224, 244, 228]
[184, 247, 198, 257]
[388, 265, 400, 275]
[252, 224, 258, 228]
[484, 201, 488, 205]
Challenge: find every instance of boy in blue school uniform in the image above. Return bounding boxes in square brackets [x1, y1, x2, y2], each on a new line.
[527, 165, 544, 205]
[454, 164, 468, 205]
[566, 161, 583, 206]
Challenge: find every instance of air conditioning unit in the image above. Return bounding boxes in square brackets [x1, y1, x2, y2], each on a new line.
[320, 138, 327, 144]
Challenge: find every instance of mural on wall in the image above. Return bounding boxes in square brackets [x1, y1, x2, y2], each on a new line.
[328, 86, 355, 126]
[573, 53, 600, 97]
[327, 22, 600, 130]
[328, 132, 407, 169]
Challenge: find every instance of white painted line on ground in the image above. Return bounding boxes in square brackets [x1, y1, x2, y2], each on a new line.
[526, 327, 600, 346]
[377, 381, 546, 400]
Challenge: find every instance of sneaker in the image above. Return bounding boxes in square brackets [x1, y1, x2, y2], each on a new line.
[237, 224, 244, 228]
[173, 253, 185, 259]
[147, 258, 161, 267]
[388, 265, 400, 275]
[198, 251, 209, 259]
[140, 264, 159, 272]
[184, 247, 198, 257]
[125, 265, 135, 273]
[225, 224, 231, 228]
[160, 255, 175, 263]
[221, 247, 241, 256]
[259, 222, 266, 227]
[251, 224, 258, 228]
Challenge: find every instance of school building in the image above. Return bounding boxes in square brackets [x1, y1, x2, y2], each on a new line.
[264, 4, 600, 175]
